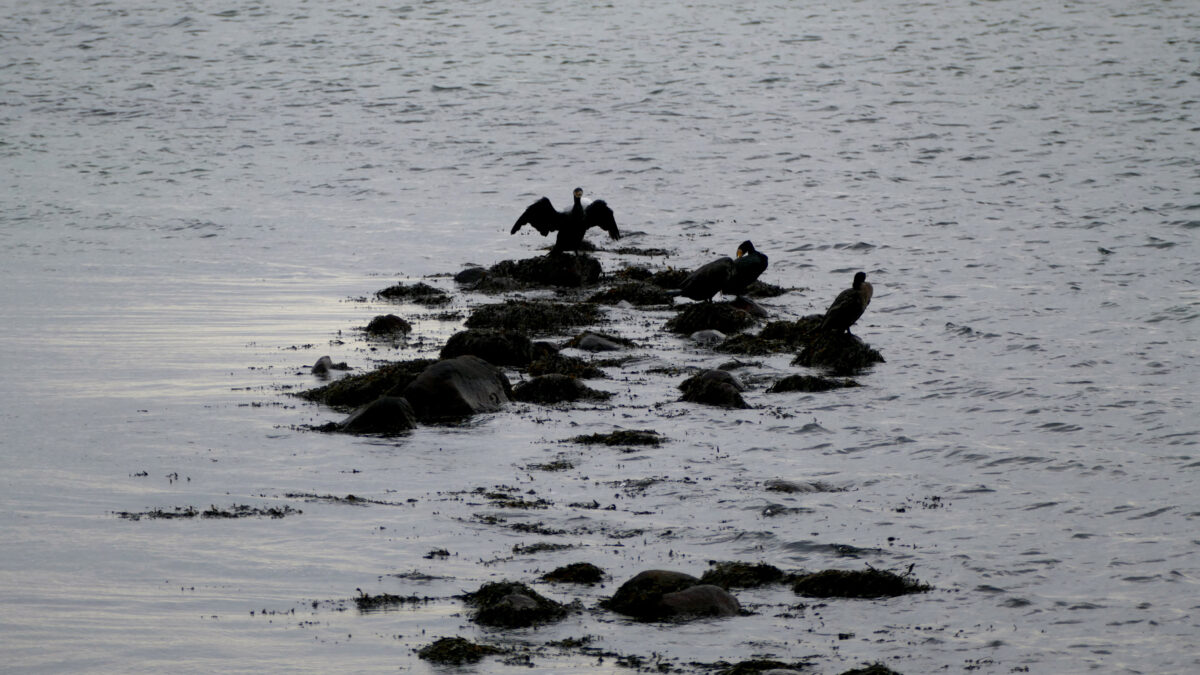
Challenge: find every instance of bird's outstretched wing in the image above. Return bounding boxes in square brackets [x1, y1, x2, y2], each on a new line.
[511, 197, 559, 236]
[584, 199, 620, 240]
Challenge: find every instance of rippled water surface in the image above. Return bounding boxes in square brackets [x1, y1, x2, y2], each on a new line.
[2, 1, 1198, 673]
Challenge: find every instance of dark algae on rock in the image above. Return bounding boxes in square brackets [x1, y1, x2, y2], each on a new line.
[465, 580, 568, 628]
[570, 429, 663, 447]
[416, 636, 504, 665]
[296, 359, 435, 411]
[793, 332, 885, 376]
[767, 374, 860, 393]
[791, 568, 930, 599]
[466, 299, 601, 334]
[541, 562, 606, 585]
[699, 561, 787, 589]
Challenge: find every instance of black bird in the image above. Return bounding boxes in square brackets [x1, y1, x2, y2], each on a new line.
[510, 187, 620, 255]
[671, 240, 769, 302]
[819, 271, 873, 335]
[721, 240, 769, 298]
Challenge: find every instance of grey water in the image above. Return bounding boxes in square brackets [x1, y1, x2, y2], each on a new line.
[1, 0, 1198, 672]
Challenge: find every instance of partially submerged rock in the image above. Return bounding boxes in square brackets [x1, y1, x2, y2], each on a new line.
[767, 374, 859, 393]
[417, 636, 504, 665]
[565, 331, 635, 352]
[603, 570, 740, 621]
[717, 316, 823, 355]
[715, 659, 813, 675]
[297, 359, 436, 411]
[375, 281, 450, 306]
[513, 374, 612, 404]
[310, 355, 349, 375]
[338, 395, 417, 434]
[441, 329, 534, 367]
[542, 562, 605, 585]
[466, 580, 568, 628]
[793, 332, 885, 375]
[364, 313, 412, 336]
[487, 254, 602, 288]
[791, 568, 930, 599]
[679, 369, 749, 409]
[666, 302, 757, 335]
[402, 355, 512, 420]
[838, 663, 904, 675]
[570, 429, 663, 447]
[588, 281, 674, 306]
[700, 561, 787, 589]
[466, 299, 600, 335]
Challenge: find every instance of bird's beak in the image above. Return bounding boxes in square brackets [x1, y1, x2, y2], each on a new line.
[736, 249, 745, 258]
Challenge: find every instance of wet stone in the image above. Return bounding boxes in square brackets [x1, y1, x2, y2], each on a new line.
[364, 313, 412, 336]
[466, 581, 568, 628]
[838, 664, 905, 675]
[310, 355, 349, 375]
[679, 369, 749, 409]
[603, 570, 740, 621]
[296, 359, 436, 411]
[375, 281, 450, 306]
[401, 355, 512, 421]
[666, 302, 758, 335]
[700, 561, 787, 589]
[440, 328, 534, 367]
[541, 562, 606, 585]
[793, 332, 885, 375]
[338, 395, 417, 434]
[465, 299, 601, 334]
[791, 568, 930, 599]
[416, 636, 504, 665]
[513, 374, 612, 404]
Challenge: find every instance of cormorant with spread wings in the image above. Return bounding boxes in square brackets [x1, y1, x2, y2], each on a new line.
[510, 187, 620, 255]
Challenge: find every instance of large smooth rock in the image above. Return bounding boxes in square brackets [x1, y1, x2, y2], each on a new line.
[402, 355, 512, 420]
[440, 329, 534, 367]
[338, 396, 417, 434]
[679, 369, 749, 409]
[659, 584, 741, 618]
[603, 570, 738, 621]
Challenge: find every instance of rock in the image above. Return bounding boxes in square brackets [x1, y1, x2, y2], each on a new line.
[700, 561, 787, 589]
[716, 661, 812, 675]
[566, 331, 634, 352]
[588, 281, 674, 306]
[297, 358, 436, 411]
[465, 299, 600, 334]
[487, 254, 602, 287]
[416, 637, 503, 665]
[679, 369, 749, 409]
[570, 429, 663, 447]
[838, 665, 904, 675]
[528, 353, 606, 379]
[542, 562, 605, 585]
[364, 313, 412, 336]
[337, 395, 417, 434]
[453, 266, 488, 285]
[402, 355, 512, 420]
[767, 374, 859, 393]
[690, 329, 727, 347]
[513, 374, 612, 404]
[666, 302, 757, 335]
[604, 570, 740, 621]
[659, 584, 741, 618]
[466, 581, 568, 628]
[375, 281, 450, 306]
[793, 332, 885, 375]
[440, 329, 534, 367]
[791, 568, 930, 599]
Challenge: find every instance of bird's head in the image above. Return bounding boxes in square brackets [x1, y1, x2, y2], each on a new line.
[573, 187, 584, 200]
[853, 271, 867, 287]
[736, 240, 754, 258]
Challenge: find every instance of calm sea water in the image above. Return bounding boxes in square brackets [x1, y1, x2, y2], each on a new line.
[2, 0, 1197, 673]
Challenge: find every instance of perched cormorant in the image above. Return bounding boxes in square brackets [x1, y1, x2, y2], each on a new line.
[820, 271, 873, 335]
[721, 240, 769, 298]
[671, 240, 769, 302]
[510, 187, 620, 255]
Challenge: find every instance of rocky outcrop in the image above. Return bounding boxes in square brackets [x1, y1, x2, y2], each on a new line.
[602, 570, 741, 621]
[679, 369, 749, 409]
[402, 355, 512, 420]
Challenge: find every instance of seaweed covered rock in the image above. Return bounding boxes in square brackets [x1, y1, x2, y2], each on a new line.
[297, 359, 436, 411]
[647, 268, 690, 290]
[528, 352, 606, 379]
[364, 313, 412, 336]
[441, 329, 534, 367]
[679, 369, 748, 409]
[466, 581, 568, 628]
[565, 331, 635, 352]
[666, 302, 757, 335]
[838, 663, 904, 675]
[716, 659, 812, 675]
[466, 299, 600, 335]
[588, 281, 674, 306]
[767, 374, 859, 393]
[717, 316, 823, 355]
[513, 374, 612, 404]
[570, 429, 663, 447]
[793, 332, 885, 375]
[791, 568, 930, 599]
[417, 636, 504, 665]
[542, 562, 605, 585]
[402, 355, 512, 420]
[375, 281, 450, 306]
[487, 254, 602, 287]
[700, 561, 787, 589]
[603, 570, 739, 621]
[310, 355, 348, 375]
[338, 395, 417, 434]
